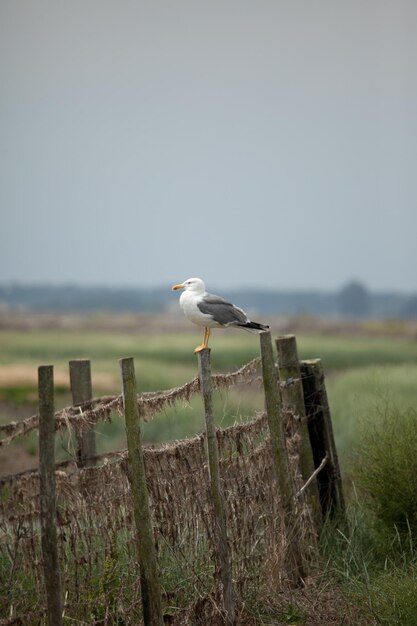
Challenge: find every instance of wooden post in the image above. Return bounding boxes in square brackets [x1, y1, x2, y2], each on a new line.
[38, 365, 63, 626]
[198, 348, 235, 626]
[259, 332, 294, 510]
[275, 336, 316, 488]
[120, 357, 163, 626]
[259, 331, 304, 583]
[300, 359, 346, 521]
[69, 360, 96, 468]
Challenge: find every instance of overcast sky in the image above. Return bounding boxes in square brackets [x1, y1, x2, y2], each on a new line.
[1, 0, 416, 292]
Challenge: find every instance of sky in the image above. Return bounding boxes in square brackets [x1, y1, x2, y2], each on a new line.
[1, 0, 416, 292]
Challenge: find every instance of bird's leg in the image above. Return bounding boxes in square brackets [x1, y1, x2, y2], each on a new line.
[194, 327, 210, 353]
[204, 327, 211, 348]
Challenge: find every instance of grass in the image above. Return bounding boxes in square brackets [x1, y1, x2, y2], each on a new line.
[2, 327, 417, 373]
[351, 405, 417, 541]
[0, 506, 215, 624]
[327, 363, 417, 465]
[320, 492, 417, 626]
[320, 399, 417, 625]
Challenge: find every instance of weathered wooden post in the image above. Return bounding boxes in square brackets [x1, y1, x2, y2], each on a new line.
[259, 332, 295, 512]
[69, 359, 96, 468]
[259, 331, 304, 583]
[120, 357, 163, 626]
[38, 365, 63, 626]
[275, 336, 316, 491]
[198, 348, 235, 625]
[300, 359, 346, 521]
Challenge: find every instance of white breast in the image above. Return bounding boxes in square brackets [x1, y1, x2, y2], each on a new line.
[180, 291, 215, 327]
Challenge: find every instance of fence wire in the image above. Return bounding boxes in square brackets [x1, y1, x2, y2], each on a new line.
[0, 358, 262, 448]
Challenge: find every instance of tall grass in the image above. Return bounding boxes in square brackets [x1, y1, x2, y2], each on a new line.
[351, 405, 417, 542]
[321, 497, 417, 626]
[320, 396, 417, 626]
[327, 364, 417, 464]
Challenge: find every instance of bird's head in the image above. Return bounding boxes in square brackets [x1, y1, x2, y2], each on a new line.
[171, 277, 206, 294]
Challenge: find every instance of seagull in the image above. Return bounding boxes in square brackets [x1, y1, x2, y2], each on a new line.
[172, 277, 269, 352]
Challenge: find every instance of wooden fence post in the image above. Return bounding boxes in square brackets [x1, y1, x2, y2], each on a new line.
[198, 348, 235, 626]
[38, 365, 63, 626]
[300, 359, 346, 521]
[69, 360, 96, 468]
[119, 357, 163, 626]
[259, 331, 304, 583]
[275, 336, 317, 492]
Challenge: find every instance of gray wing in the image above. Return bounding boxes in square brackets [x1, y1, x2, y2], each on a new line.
[197, 293, 248, 326]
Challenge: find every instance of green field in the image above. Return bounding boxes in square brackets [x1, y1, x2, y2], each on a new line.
[1, 327, 417, 465]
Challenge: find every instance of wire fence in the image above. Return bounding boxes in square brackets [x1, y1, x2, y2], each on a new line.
[0, 358, 262, 449]
[0, 334, 344, 625]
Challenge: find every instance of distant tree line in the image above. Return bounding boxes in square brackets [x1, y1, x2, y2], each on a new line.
[0, 281, 416, 319]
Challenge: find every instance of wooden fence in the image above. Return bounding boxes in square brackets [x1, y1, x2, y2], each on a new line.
[0, 332, 345, 626]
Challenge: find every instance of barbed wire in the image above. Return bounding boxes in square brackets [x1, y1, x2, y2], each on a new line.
[0, 412, 270, 489]
[0, 358, 262, 448]
[0, 356, 325, 450]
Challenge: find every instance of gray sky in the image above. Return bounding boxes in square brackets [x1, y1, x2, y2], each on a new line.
[1, 0, 416, 291]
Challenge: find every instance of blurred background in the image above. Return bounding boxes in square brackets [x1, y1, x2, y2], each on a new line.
[1, 0, 416, 477]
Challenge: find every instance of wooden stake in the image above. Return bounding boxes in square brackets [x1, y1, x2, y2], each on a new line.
[198, 348, 235, 625]
[275, 336, 316, 490]
[120, 357, 163, 626]
[259, 332, 294, 510]
[300, 359, 346, 521]
[69, 360, 96, 468]
[38, 365, 63, 626]
[259, 331, 304, 583]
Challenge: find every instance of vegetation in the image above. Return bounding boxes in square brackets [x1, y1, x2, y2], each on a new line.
[1, 325, 417, 623]
[1, 281, 417, 316]
[352, 405, 417, 541]
[321, 393, 417, 625]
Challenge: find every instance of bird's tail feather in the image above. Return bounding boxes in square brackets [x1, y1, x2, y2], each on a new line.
[237, 321, 269, 332]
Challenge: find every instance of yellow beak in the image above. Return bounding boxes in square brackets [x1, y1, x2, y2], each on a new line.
[172, 283, 185, 291]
